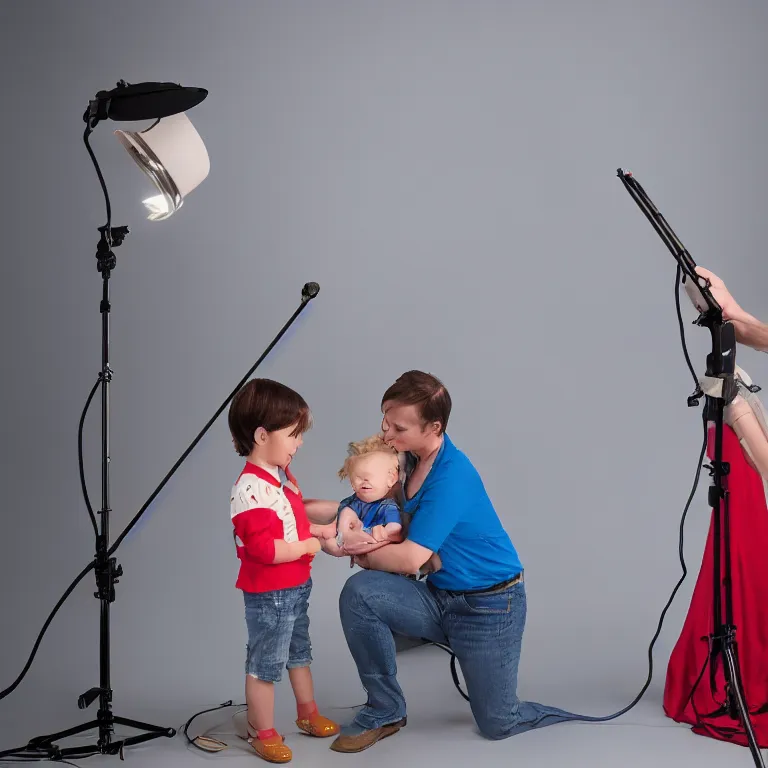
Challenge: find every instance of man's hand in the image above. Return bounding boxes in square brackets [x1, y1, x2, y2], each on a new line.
[691, 267, 746, 322]
[687, 267, 768, 352]
[342, 528, 390, 555]
[419, 552, 442, 575]
[339, 514, 387, 554]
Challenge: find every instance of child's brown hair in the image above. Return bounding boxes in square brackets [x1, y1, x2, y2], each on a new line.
[228, 378, 312, 457]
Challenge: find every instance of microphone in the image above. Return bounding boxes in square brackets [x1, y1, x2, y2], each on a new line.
[301, 282, 320, 303]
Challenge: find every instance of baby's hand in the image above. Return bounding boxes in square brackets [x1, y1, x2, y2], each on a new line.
[370, 525, 389, 542]
[343, 515, 363, 533]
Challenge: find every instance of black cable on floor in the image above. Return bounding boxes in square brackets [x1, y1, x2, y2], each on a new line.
[429, 264, 708, 724]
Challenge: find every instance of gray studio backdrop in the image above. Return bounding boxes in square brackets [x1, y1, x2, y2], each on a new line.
[2, 0, 768, 747]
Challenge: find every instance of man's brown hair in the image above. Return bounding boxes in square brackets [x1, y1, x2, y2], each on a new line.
[380, 370, 452, 435]
[228, 378, 312, 457]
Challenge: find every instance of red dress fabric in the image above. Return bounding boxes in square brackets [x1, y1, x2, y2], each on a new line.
[663, 421, 768, 748]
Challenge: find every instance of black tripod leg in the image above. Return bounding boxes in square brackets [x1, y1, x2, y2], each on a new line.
[711, 398, 765, 767]
[25, 719, 101, 748]
[113, 730, 175, 750]
[723, 643, 766, 767]
[22, 714, 174, 758]
[54, 728, 175, 759]
[113, 715, 176, 737]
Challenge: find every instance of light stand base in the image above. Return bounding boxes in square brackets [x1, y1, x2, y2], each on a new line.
[700, 628, 765, 765]
[696, 389, 766, 768]
[23, 715, 175, 760]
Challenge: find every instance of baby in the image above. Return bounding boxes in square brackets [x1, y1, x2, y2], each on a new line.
[310, 435, 405, 557]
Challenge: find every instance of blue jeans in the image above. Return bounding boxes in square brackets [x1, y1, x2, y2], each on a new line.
[339, 570, 581, 739]
[243, 579, 312, 683]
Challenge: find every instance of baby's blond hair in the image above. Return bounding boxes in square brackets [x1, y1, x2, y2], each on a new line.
[338, 434, 399, 480]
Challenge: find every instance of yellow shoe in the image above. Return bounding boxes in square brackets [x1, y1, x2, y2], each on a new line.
[247, 733, 292, 763]
[296, 711, 340, 738]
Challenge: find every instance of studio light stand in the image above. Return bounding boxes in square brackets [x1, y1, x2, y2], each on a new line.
[0, 82, 320, 762]
[20, 211, 175, 762]
[618, 168, 765, 768]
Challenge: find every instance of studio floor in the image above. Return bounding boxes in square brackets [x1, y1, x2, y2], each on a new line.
[1, 645, 763, 768]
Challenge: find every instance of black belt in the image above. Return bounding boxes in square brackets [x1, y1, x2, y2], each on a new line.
[432, 571, 524, 597]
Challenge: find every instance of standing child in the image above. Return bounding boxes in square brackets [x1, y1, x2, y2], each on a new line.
[228, 378, 339, 764]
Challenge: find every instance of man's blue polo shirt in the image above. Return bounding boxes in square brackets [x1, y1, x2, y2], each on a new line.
[404, 433, 523, 592]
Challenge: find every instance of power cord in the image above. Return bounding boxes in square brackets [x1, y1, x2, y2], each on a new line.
[0, 759, 81, 767]
[180, 699, 368, 754]
[0, 377, 102, 703]
[182, 700, 243, 753]
[78, 378, 100, 540]
[0, 115, 113, 707]
[426, 264, 707, 723]
[430, 420, 706, 719]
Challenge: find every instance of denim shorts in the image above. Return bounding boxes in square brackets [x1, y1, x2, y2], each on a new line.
[243, 579, 312, 683]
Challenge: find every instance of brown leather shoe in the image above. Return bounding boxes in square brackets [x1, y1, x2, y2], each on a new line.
[329, 717, 406, 753]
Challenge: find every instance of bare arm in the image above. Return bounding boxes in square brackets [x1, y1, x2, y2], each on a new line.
[727, 396, 768, 478]
[303, 498, 339, 525]
[309, 521, 338, 539]
[731, 312, 768, 353]
[354, 539, 434, 575]
[272, 538, 320, 564]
